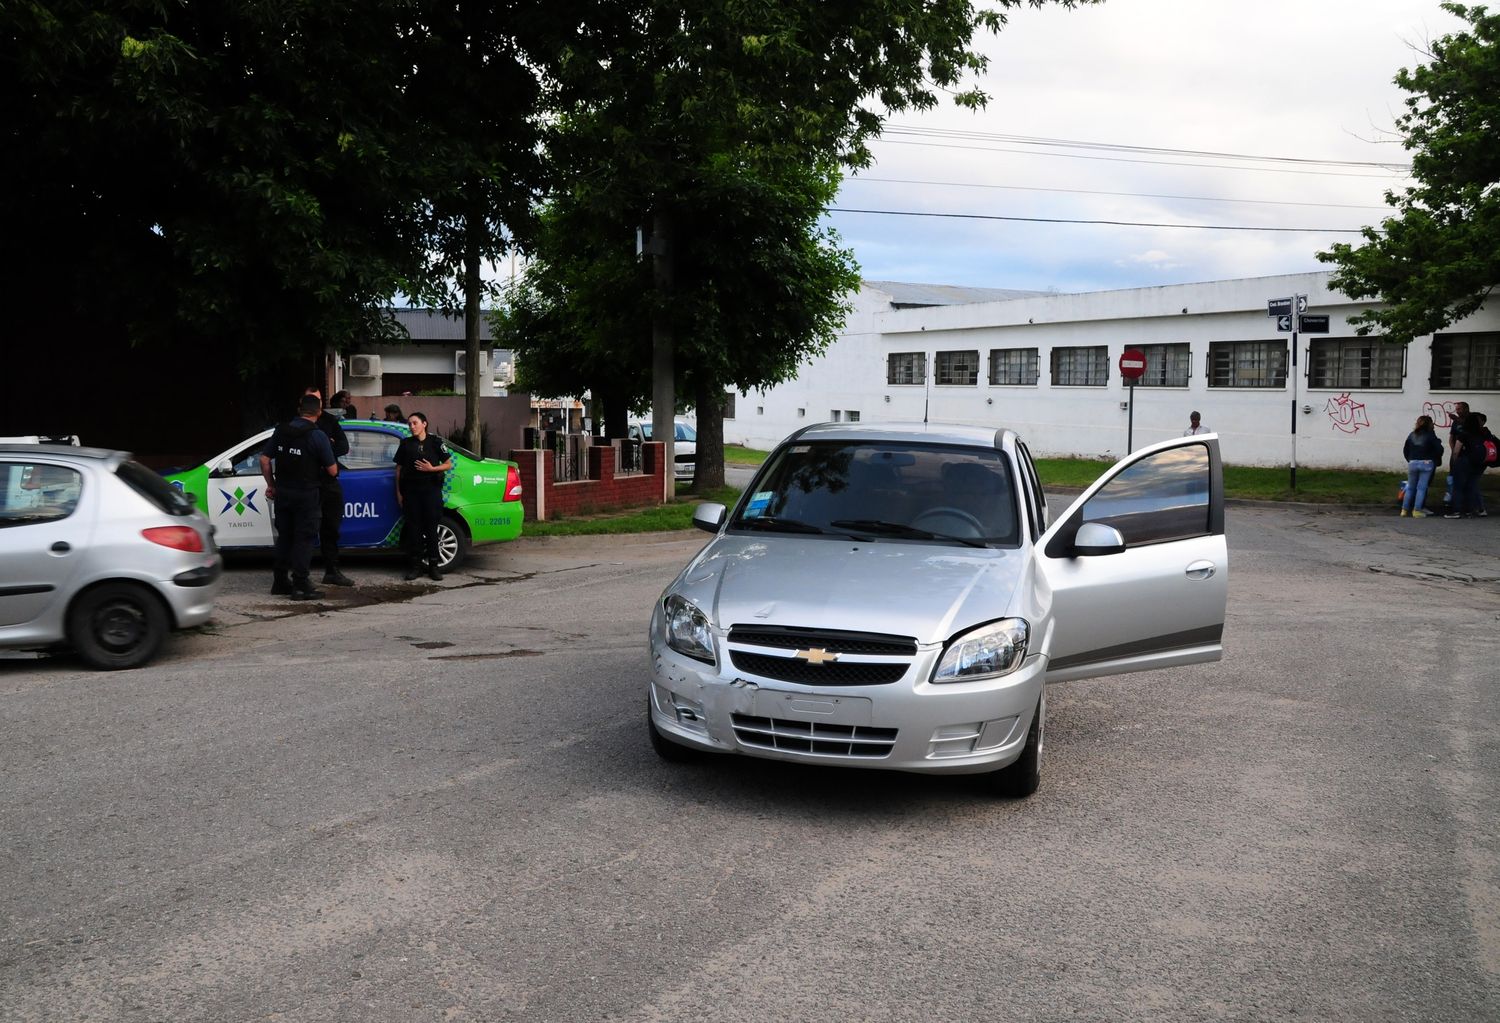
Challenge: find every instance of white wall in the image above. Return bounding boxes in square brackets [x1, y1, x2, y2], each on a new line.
[719, 273, 1499, 470]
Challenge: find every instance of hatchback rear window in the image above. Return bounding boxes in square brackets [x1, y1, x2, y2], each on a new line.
[119, 460, 196, 516]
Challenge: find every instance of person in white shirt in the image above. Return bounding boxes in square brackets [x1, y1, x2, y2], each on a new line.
[1183, 411, 1209, 436]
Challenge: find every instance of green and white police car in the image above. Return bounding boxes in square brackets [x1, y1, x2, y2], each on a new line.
[165, 420, 523, 568]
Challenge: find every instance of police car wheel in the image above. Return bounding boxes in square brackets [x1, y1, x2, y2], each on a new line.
[435, 514, 470, 569]
[68, 582, 168, 671]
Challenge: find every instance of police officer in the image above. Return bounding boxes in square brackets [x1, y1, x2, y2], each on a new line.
[260, 394, 338, 599]
[304, 386, 354, 586]
[393, 411, 452, 581]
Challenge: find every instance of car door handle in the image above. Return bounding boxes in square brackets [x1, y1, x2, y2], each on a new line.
[1185, 560, 1216, 579]
[50, 541, 71, 553]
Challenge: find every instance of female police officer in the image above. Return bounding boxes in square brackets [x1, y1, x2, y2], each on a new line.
[393, 411, 453, 580]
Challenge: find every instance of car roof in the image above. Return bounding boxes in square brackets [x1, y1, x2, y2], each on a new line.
[784, 420, 1016, 450]
[0, 444, 126, 466]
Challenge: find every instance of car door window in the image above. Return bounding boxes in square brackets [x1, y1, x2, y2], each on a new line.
[1079, 443, 1211, 545]
[0, 462, 83, 526]
[344, 429, 400, 469]
[1016, 442, 1045, 542]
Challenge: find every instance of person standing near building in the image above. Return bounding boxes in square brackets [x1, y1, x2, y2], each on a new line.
[383, 403, 405, 423]
[331, 389, 357, 420]
[394, 412, 452, 581]
[260, 394, 337, 599]
[304, 386, 354, 587]
[1446, 412, 1489, 519]
[1400, 415, 1442, 517]
[1183, 411, 1209, 436]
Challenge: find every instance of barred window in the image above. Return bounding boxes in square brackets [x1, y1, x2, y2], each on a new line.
[988, 348, 1039, 385]
[1050, 346, 1109, 386]
[1208, 340, 1287, 388]
[1135, 343, 1192, 387]
[887, 351, 926, 385]
[934, 350, 980, 385]
[1432, 332, 1500, 390]
[1309, 338, 1404, 388]
[724, 392, 737, 419]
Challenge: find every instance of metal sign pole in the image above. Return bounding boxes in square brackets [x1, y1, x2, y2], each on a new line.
[1127, 380, 1135, 454]
[1291, 293, 1304, 492]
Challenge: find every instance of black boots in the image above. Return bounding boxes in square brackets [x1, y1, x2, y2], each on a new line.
[270, 573, 293, 595]
[322, 567, 354, 586]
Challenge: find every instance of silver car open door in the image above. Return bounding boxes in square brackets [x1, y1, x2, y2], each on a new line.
[1036, 434, 1227, 684]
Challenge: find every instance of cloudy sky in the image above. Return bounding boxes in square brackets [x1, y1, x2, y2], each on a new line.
[830, 0, 1462, 294]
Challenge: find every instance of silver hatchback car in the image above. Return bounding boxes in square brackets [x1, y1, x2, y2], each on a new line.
[0, 445, 223, 669]
[648, 422, 1228, 797]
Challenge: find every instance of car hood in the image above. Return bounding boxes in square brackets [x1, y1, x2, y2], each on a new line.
[673, 534, 1027, 646]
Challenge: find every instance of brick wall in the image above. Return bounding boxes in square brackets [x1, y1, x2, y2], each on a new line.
[509, 441, 665, 522]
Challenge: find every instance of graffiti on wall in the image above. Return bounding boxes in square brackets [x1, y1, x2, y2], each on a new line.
[1323, 392, 1370, 434]
[1423, 400, 1463, 428]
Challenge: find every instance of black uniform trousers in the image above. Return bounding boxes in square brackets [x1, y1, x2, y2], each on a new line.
[319, 476, 344, 569]
[402, 486, 443, 567]
[272, 487, 321, 586]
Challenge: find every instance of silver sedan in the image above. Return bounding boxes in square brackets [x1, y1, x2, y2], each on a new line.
[648, 421, 1228, 797]
[0, 445, 223, 669]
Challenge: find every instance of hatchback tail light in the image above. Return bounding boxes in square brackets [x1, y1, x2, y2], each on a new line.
[505, 464, 524, 502]
[142, 526, 205, 552]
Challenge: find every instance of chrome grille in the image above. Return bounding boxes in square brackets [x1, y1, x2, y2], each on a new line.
[731, 714, 897, 758]
[729, 651, 907, 686]
[728, 626, 917, 656]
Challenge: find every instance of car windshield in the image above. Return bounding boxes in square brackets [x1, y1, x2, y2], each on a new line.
[732, 440, 1020, 547]
[638, 423, 697, 442]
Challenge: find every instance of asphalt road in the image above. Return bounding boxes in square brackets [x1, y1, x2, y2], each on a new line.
[2, 505, 1497, 1022]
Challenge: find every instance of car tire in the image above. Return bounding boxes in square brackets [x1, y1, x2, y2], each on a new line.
[647, 698, 702, 762]
[435, 514, 471, 569]
[985, 693, 1043, 798]
[67, 582, 169, 671]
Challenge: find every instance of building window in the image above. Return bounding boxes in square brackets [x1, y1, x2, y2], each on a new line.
[1432, 332, 1500, 390]
[1051, 346, 1109, 386]
[887, 352, 926, 385]
[830, 410, 843, 422]
[1135, 343, 1192, 387]
[935, 350, 980, 385]
[847, 410, 860, 422]
[988, 348, 1039, 385]
[1208, 340, 1287, 388]
[797, 408, 805, 417]
[756, 406, 764, 415]
[724, 392, 736, 419]
[1309, 338, 1404, 389]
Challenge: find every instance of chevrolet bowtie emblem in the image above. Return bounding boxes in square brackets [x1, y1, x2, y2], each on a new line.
[793, 647, 840, 665]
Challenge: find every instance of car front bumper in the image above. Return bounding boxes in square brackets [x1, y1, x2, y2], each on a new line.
[648, 632, 1044, 776]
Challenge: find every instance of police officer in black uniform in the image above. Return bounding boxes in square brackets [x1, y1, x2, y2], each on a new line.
[393, 411, 452, 581]
[260, 394, 338, 599]
[305, 386, 354, 586]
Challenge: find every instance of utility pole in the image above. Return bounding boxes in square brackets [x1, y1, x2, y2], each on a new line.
[648, 212, 675, 501]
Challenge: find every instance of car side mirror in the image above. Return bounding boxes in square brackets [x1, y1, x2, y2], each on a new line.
[1073, 521, 1126, 556]
[210, 459, 234, 477]
[692, 502, 726, 533]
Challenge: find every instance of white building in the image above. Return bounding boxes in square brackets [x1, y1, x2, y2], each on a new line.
[719, 272, 1500, 470]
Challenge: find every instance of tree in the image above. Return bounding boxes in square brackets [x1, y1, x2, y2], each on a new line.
[507, 0, 1096, 489]
[1318, 3, 1500, 341]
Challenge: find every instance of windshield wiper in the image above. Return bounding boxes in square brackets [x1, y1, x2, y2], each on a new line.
[831, 518, 989, 549]
[735, 515, 829, 535]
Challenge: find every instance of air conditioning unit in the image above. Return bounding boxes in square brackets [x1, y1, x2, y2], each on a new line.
[454, 350, 489, 375]
[348, 354, 381, 378]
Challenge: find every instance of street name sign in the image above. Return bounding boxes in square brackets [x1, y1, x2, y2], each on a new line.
[1268, 297, 1293, 317]
[1299, 314, 1330, 334]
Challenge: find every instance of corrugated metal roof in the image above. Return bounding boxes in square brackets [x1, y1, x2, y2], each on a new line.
[863, 280, 1048, 308]
[386, 308, 496, 341]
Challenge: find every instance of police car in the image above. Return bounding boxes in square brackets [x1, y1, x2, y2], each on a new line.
[165, 420, 523, 568]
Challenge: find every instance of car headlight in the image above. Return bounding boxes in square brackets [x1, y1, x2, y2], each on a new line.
[931, 618, 1029, 683]
[663, 594, 716, 664]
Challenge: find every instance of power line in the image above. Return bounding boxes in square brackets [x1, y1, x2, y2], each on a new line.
[881, 123, 1411, 171]
[846, 176, 1392, 212]
[875, 138, 1404, 180]
[828, 208, 1370, 233]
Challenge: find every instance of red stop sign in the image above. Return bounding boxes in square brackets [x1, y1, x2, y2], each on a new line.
[1119, 347, 1147, 381]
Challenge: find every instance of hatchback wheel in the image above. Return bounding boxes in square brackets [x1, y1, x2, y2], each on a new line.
[435, 514, 471, 569]
[985, 693, 1043, 798]
[68, 582, 168, 671]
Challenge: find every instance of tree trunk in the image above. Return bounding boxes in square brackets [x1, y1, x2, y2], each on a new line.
[693, 378, 725, 492]
[463, 203, 484, 455]
[650, 209, 675, 499]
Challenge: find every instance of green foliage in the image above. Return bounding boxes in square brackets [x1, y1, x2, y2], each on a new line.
[1318, 3, 1500, 342]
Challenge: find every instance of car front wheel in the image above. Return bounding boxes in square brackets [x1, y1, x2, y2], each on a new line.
[435, 514, 471, 569]
[984, 693, 1043, 798]
[67, 582, 169, 670]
